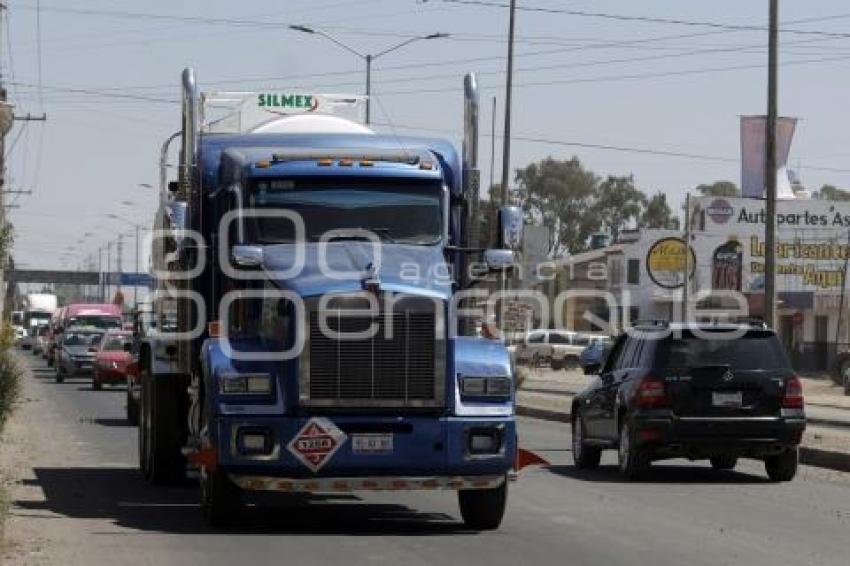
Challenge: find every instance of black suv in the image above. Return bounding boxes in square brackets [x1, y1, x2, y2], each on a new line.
[571, 322, 805, 481]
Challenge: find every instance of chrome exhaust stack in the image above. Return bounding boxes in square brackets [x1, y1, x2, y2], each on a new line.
[177, 67, 199, 375]
[180, 67, 199, 197]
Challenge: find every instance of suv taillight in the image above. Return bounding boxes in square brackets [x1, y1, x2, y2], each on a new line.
[782, 375, 804, 409]
[636, 376, 669, 408]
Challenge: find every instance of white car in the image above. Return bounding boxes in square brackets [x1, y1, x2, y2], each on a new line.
[548, 331, 590, 369]
[514, 330, 594, 369]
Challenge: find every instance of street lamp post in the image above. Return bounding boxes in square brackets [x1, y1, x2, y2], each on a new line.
[106, 241, 112, 301]
[107, 213, 149, 308]
[289, 25, 448, 124]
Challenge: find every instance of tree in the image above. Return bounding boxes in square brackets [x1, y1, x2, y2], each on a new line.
[641, 191, 680, 230]
[695, 180, 740, 197]
[592, 175, 646, 243]
[816, 184, 850, 201]
[475, 184, 503, 249]
[513, 157, 600, 256]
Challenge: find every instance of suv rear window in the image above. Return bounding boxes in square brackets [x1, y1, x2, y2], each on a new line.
[654, 330, 790, 371]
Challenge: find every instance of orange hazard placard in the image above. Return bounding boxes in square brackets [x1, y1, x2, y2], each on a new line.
[286, 417, 347, 473]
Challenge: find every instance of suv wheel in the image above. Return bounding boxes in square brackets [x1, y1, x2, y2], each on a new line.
[710, 455, 738, 470]
[765, 448, 798, 482]
[572, 412, 600, 469]
[618, 419, 648, 481]
[835, 357, 850, 387]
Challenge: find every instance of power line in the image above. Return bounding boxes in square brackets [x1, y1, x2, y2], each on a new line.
[376, 53, 850, 96]
[10, 29, 848, 101]
[10, 2, 448, 40]
[370, 121, 850, 175]
[441, 0, 850, 39]
[9, 45, 850, 106]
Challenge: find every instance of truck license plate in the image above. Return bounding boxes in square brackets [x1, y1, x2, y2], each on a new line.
[352, 433, 393, 454]
[712, 391, 743, 408]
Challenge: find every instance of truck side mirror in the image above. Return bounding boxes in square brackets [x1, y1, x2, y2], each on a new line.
[483, 249, 515, 272]
[231, 244, 264, 268]
[498, 205, 524, 250]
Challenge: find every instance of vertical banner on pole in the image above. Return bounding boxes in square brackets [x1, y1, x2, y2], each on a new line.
[741, 115, 798, 198]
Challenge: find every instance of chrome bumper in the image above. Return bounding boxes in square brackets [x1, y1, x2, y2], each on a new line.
[231, 474, 506, 493]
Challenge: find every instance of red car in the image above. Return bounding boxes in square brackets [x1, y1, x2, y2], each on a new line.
[92, 331, 134, 391]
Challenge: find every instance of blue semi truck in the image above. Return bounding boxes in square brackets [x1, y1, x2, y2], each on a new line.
[138, 68, 523, 529]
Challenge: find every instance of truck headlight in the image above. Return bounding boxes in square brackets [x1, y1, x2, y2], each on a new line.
[219, 373, 273, 395]
[460, 376, 512, 398]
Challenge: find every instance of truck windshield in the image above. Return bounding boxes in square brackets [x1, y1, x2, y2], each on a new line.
[25, 312, 52, 327]
[248, 179, 442, 245]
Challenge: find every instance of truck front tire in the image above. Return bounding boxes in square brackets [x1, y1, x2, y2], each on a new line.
[458, 476, 508, 530]
[201, 469, 241, 528]
[126, 385, 139, 425]
[139, 369, 185, 484]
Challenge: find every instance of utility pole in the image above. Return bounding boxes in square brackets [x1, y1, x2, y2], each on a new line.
[764, 0, 779, 328]
[134, 224, 140, 308]
[683, 192, 691, 322]
[1, 3, 7, 321]
[117, 233, 123, 304]
[98, 247, 104, 301]
[365, 54, 372, 124]
[500, 0, 516, 206]
[106, 241, 112, 301]
[489, 96, 497, 196]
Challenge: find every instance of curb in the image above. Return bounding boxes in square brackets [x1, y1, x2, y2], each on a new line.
[799, 446, 850, 473]
[517, 402, 850, 474]
[516, 404, 571, 423]
[806, 416, 850, 430]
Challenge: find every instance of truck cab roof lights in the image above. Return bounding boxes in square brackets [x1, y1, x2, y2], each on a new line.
[317, 158, 333, 166]
[338, 159, 354, 167]
[420, 160, 434, 170]
[270, 148, 422, 166]
[255, 160, 271, 169]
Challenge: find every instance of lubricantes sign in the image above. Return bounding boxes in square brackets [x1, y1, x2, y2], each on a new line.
[695, 196, 850, 292]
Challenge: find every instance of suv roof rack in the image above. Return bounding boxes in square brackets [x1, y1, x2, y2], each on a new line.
[727, 316, 768, 329]
[632, 319, 670, 328]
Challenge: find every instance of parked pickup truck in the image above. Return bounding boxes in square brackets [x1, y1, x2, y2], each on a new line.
[515, 330, 602, 369]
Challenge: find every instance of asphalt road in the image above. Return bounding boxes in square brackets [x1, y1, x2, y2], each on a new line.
[5, 352, 850, 566]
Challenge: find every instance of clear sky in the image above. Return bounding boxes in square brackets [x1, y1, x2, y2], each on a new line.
[4, 0, 850, 270]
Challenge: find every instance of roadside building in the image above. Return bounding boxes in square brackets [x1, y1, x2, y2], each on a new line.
[555, 196, 850, 371]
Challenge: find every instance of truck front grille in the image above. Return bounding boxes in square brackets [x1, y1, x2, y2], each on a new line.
[305, 309, 442, 407]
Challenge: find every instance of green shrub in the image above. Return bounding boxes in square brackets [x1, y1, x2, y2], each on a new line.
[0, 325, 20, 434]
